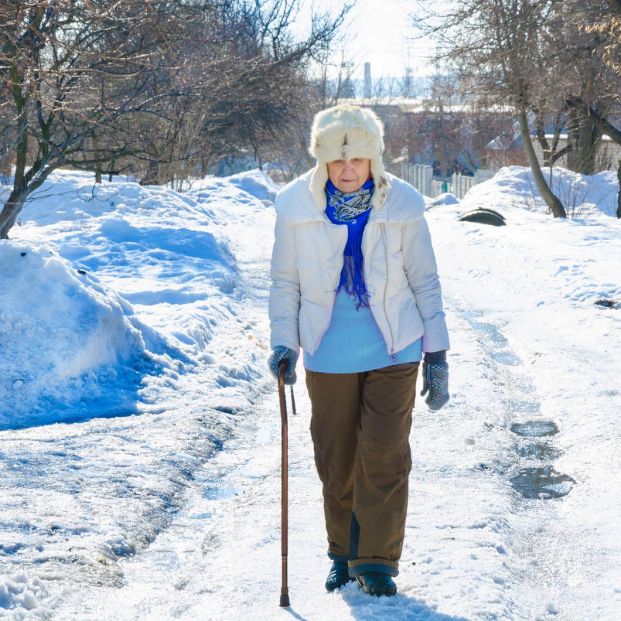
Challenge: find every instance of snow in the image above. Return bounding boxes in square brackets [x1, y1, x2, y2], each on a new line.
[222, 169, 280, 203]
[0, 241, 154, 429]
[427, 192, 460, 207]
[460, 165, 618, 218]
[1, 165, 620, 620]
[188, 167, 280, 204]
[0, 574, 45, 613]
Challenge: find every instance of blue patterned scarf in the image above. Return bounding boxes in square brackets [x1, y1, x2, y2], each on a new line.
[325, 178, 374, 309]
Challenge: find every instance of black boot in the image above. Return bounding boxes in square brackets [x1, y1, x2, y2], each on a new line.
[325, 560, 355, 592]
[356, 572, 397, 596]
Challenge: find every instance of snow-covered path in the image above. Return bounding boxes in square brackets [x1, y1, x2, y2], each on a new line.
[47, 296, 617, 621]
[47, 215, 621, 619]
[2, 167, 621, 620]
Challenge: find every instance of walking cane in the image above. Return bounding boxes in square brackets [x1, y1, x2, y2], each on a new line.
[278, 360, 291, 607]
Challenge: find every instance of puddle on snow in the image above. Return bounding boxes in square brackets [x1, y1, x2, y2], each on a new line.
[468, 319, 509, 347]
[203, 485, 237, 500]
[516, 443, 561, 460]
[511, 420, 559, 437]
[510, 467, 575, 499]
[492, 350, 521, 366]
[465, 316, 523, 366]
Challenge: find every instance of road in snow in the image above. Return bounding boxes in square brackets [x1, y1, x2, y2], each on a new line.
[1, 167, 620, 620]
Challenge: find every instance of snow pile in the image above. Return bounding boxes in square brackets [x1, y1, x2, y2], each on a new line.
[224, 168, 280, 203]
[461, 165, 618, 217]
[427, 192, 460, 207]
[0, 240, 151, 428]
[1, 167, 273, 428]
[0, 574, 47, 614]
[0, 167, 276, 618]
[15, 169, 242, 354]
[190, 168, 279, 204]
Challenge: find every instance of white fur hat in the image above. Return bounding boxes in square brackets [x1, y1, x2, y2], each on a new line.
[308, 104, 390, 210]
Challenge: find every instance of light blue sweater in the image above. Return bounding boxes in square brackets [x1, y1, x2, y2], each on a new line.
[303, 289, 422, 373]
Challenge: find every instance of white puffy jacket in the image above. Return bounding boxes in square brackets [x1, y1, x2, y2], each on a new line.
[268, 169, 450, 357]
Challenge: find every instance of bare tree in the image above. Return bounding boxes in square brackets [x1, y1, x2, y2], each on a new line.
[411, 0, 567, 217]
[0, 0, 349, 238]
[563, 0, 621, 216]
[177, 0, 349, 180]
[0, 1, 199, 237]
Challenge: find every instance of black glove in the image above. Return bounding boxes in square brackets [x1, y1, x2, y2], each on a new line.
[268, 345, 298, 385]
[420, 350, 449, 410]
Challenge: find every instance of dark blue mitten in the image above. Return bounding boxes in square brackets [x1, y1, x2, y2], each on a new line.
[420, 350, 449, 410]
[268, 346, 298, 385]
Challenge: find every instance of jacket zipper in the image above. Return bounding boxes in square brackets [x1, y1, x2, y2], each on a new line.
[313, 223, 347, 353]
[381, 223, 396, 358]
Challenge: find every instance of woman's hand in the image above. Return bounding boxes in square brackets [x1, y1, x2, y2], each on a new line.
[420, 351, 449, 410]
[268, 346, 299, 385]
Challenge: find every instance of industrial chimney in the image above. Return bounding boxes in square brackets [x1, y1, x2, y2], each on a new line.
[364, 62, 372, 99]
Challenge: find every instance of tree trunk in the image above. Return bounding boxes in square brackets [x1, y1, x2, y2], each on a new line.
[518, 108, 566, 218]
[141, 160, 160, 185]
[1, 60, 30, 239]
[534, 107, 552, 167]
[0, 168, 51, 238]
[0, 192, 25, 239]
[567, 110, 601, 174]
[90, 135, 102, 183]
[0, 154, 10, 182]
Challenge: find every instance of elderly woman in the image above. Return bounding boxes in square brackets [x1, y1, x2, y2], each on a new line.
[268, 104, 450, 597]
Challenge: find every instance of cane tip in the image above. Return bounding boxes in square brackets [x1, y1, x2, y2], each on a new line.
[280, 593, 290, 607]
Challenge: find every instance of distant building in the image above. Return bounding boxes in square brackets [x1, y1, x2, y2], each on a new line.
[339, 97, 514, 176]
[531, 135, 621, 171]
[403, 67, 413, 99]
[486, 129, 621, 172]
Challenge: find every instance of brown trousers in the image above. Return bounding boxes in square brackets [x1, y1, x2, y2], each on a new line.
[305, 362, 419, 577]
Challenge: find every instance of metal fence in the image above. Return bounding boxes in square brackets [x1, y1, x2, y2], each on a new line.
[402, 164, 495, 200]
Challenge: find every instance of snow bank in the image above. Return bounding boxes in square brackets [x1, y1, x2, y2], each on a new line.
[15, 168, 242, 355]
[190, 168, 279, 204]
[0, 240, 151, 428]
[223, 168, 280, 203]
[2, 168, 273, 428]
[461, 165, 618, 217]
[0, 168, 277, 618]
[427, 192, 460, 207]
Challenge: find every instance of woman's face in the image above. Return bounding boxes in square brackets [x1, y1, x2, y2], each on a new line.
[327, 158, 371, 193]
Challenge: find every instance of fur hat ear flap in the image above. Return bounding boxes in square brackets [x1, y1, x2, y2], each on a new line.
[310, 164, 329, 211]
[308, 104, 390, 209]
[370, 159, 389, 210]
